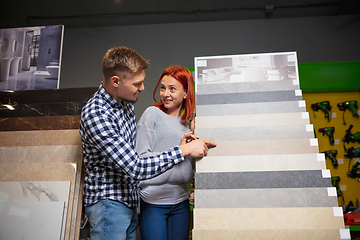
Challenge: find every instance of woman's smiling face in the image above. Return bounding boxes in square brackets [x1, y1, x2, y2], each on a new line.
[160, 75, 187, 117]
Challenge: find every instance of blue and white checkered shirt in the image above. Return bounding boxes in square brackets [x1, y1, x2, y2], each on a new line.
[80, 85, 184, 208]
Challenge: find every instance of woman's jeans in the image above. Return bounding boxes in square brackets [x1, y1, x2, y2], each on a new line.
[139, 199, 190, 240]
[85, 199, 137, 240]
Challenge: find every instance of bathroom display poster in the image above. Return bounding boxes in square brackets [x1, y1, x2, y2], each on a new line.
[0, 25, 64, 91]
[194, 52, 299, 93]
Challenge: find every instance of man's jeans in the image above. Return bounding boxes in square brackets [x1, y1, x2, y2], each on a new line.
[86, 200, 137, 240]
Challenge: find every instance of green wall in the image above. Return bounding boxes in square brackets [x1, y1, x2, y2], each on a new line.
[299, 61, 360, 91]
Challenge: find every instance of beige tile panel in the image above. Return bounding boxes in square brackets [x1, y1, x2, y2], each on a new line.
[0, 145, 82, 164]
[192, 229, 347, 240]
[0, 163, 80, 240]
[196, 154, 326, 173]
[0, 163, 77, 181]
[0, 129, 81, 147]
[206, 139, 319, 156]
[193, 208, 345, 230]
[195, 112, 310, 129]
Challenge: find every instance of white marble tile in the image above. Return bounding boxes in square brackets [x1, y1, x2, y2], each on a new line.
[0, 181, 71, 240]
[0, 201, 65, 240]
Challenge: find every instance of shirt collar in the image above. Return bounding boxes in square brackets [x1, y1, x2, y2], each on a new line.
[98, 83, 135, 118]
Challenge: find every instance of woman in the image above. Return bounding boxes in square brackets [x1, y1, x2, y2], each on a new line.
[135, 66, 195, 240]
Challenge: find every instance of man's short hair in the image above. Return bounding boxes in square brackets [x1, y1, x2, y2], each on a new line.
[102, 46, 150, 82]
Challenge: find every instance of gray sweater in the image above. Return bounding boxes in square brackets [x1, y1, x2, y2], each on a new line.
[135, 106, 194, 204]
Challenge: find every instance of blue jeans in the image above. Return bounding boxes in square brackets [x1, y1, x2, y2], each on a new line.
[85, 200, 138, 240]
[139, 199, 190, 240]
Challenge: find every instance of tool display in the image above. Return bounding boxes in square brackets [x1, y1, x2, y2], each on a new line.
[343, 125, 360, 144]
[322, 150, 338, 168]
[347, 162, 360, 183]
[311, 101, 332, 121]
[318, 127, 335, 144]
[331, 176, 343, 197]
[337, 100, 359, 125]
[345, 147, 360, 159]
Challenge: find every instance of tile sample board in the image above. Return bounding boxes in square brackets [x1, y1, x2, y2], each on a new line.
[0, 201, 65, 240]
[0, 181, 71, 240]
[192, 52, 349, 240]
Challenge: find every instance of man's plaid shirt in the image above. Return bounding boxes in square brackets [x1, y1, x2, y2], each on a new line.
[80, 85, 184, 208]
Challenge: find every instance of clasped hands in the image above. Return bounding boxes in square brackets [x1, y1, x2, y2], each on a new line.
[179, 132, 216, 158]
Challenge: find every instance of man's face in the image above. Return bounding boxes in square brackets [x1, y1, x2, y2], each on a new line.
[116, 70, 145, 103]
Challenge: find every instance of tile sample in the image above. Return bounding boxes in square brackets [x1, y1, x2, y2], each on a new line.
[193, 208, 345, 230]
[0, 129, 81, 147]
[205, 139, 319, 156]
[196, 125, 314, 141]
[0, 163, 78, 240]
[0, 87, 97, 104]
[0, 115, 81, 131]
[0, 181, 71, 240]
[0, 201, 65, 240]
[196, 154, 326, 173]
[195, 170, 332, 189]
[195, 112, 310, 128]
[196, 80, 300, 95]
[196, 101, 306, 116]
[0, 145, 82, 164]
[194, 188, 338, 208]
[196, 91, 302, 105]
[193, 52, 346, 239]
[192, 229, 347, 240]
[0, 102, 86, 118]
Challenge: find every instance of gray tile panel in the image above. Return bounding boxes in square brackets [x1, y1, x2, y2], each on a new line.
[195, 170, 332, 189]
[196, 125, 314, 141]
[196, 91, 302, 105]
[196, 101, 306, 116]
[196, 80, 300, 95]
[194, 188, 339, 208]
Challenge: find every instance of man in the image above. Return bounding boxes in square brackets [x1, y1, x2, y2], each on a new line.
[80, 46, 215, 240]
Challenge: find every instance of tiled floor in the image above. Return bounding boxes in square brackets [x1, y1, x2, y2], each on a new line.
[0, 67, 58, 91]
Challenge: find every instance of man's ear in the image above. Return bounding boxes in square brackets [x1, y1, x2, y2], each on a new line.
[111, 76, 120, 87]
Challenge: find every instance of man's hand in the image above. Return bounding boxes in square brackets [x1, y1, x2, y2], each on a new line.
[179, 132, 216, 158]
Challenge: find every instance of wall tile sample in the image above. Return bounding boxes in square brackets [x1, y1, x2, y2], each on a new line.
[193, 52, 348, 239]
[196, 80, 300, 95]
[196, 125, 314, 141]
[196, 91, 302, 105]
[195, 170, 331, 189]
[0, 145, 82, 164]
[195, 112, 311, 128]
[195, 188, 338, 208]
[194, 208, 345, 229]
[0, 181, 71, 240]
[0, 201, 64, 240]
[0, 87, 96, 131]
[205, 139, 319, 156]
[0, 88, 92, 240]
[196, 154, 326, 172]
[192, 229, 347, 240]
[196, 101, 306, 116]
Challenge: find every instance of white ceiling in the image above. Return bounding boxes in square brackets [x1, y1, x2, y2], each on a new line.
[1, 0, 359, 29]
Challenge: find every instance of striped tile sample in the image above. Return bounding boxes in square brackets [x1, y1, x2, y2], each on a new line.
[0, 88, 95, 240]
[193, 53, 348, 239]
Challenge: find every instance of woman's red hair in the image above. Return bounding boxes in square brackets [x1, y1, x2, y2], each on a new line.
[153, 66, 195, 122]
